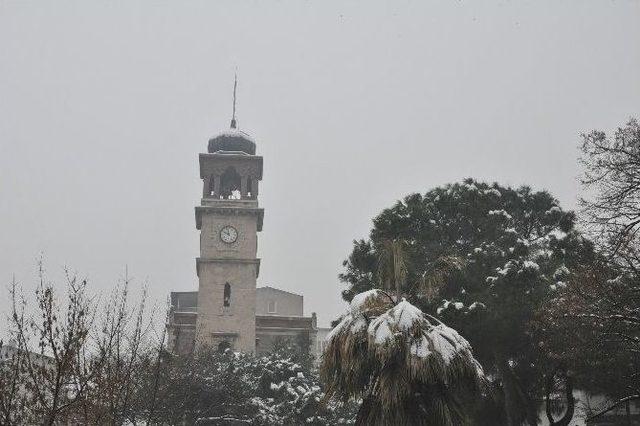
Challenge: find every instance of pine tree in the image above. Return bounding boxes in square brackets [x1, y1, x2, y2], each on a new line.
[339, 179, 594, 425]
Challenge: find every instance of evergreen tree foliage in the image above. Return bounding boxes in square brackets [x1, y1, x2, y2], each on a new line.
[339, 179, 595, 425]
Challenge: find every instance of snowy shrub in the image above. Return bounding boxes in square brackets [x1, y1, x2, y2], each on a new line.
[145, 348, 356, 425]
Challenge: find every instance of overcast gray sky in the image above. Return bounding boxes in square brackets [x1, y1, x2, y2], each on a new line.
[1, 1, 639, 327]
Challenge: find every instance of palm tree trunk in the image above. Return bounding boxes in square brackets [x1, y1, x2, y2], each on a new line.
[394, 243, 403, 302]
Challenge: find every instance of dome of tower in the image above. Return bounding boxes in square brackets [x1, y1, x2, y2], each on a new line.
[207, 128, 256, 155]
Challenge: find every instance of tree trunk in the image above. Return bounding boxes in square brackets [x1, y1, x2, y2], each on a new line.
[626, 399, 631, 426]
[545, 366, 574, 426]
[495, 353, 522, 426]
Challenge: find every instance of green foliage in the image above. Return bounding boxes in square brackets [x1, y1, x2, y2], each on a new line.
[269, 334, 314, 371]
[339, 179, 595, 424]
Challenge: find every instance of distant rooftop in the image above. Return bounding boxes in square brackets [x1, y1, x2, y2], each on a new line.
[257, 286, 302, 297]
[170, 291, 197, 312]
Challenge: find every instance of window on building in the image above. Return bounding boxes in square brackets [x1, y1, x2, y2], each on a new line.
[223, 283, 231, 307]
[268, 300, 276, 313]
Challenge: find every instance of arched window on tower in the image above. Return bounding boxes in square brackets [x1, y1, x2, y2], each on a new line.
[219, 167, 242, 200]
[208, 176, 215, 197]
[223, 282, 231, 307]
[246, 178, 253, 199]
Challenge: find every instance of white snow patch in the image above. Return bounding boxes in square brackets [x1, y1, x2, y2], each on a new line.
[369, 300, 425, 343]
[410, 336, 431, 358]
[522, 260, 540, 272]
[369, 316, 393, 344]
[428, 324, 472, 364]
[545, 206, 562, 215]
[488, 209, 513, 220]
[553, 265, 570, 279]
[485, 276, 498, 284]
[483, 188, 502, 197]
[349, 289, 383, 314]
[469, 302, 486, 310]
[464, 182, 479, 191]
[548, 229, 568, 240]
[212, 128, 256, 143]
[325, 315, 351, 341]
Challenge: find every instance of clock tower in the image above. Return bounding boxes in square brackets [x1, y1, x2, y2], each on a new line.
[194, 117, 264, 352]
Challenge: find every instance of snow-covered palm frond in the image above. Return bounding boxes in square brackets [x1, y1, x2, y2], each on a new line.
[321, 290, 485, 426]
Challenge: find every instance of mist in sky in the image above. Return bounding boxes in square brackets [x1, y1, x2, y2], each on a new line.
[1, 1, 639, 327]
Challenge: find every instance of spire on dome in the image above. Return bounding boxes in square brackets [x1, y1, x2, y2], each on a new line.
[230, 73, 238, 129]
[208, 73, 255, 154]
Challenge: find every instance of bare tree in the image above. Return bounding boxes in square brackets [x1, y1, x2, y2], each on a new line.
[75, 271, 155, 425]
[568, 117, 640, 415]
[0, 337, 28, 426]
[580, 118, 640, 269]
[8, 264, 93, 425]
[5, 264, 160, 425]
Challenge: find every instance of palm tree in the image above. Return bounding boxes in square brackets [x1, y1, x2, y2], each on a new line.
[376, 238, 465, 302]
[322, 240, 484, 426]
[321, 291, 484, 425]
[376, 239, 408, 301]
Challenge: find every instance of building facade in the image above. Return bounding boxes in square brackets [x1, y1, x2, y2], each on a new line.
[168, 286, 318, 355]
[254, 286, 317, 354]
[167, 119, 317, 355]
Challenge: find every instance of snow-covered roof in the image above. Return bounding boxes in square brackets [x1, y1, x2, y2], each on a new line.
[212, 128, 255, 143]
[208, 128, 257, 155]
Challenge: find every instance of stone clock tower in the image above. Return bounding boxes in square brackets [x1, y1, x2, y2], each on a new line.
[194, 119, 263, 352]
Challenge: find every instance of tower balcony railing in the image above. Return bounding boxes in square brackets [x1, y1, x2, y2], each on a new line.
[205, 190, 257, 200]
[201, 196, 259, 208]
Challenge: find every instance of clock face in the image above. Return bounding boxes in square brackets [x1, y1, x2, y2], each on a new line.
[220, 226, 238, 244]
